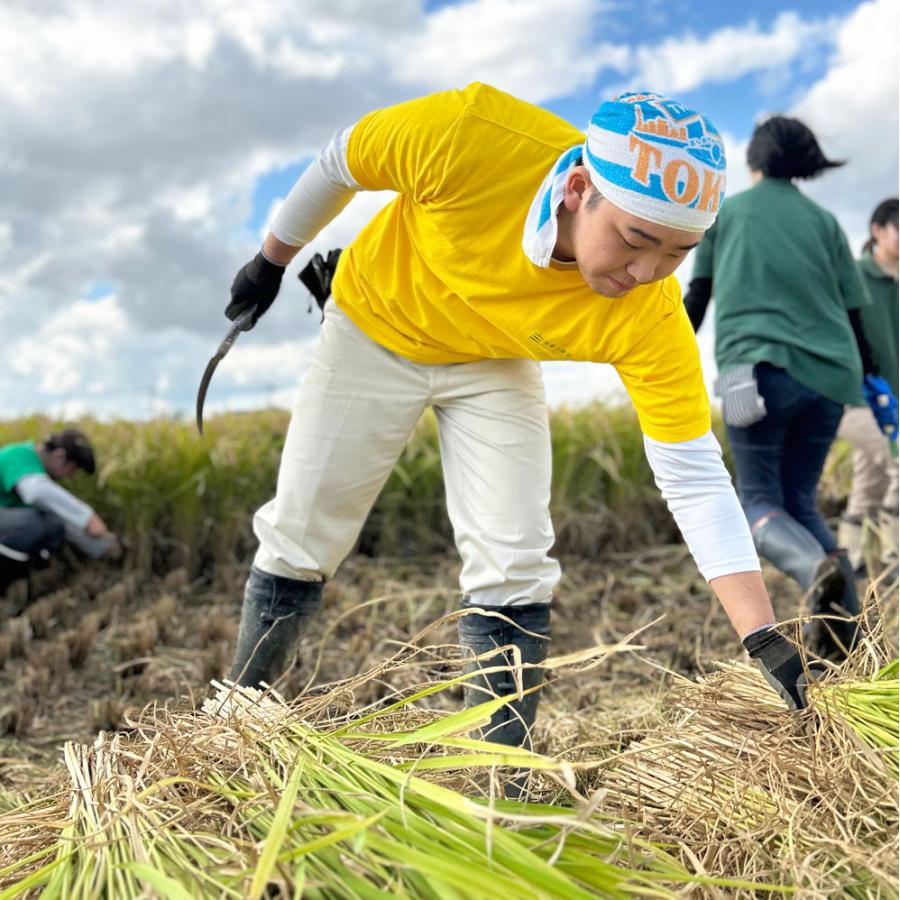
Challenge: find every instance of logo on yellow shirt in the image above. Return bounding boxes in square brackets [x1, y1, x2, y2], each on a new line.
[529, 332, 571, 358]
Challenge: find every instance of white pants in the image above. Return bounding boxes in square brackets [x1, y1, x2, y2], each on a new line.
[253, 303, 560, 607]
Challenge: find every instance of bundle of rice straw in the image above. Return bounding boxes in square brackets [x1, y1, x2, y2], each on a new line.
[593, 653, 898, 898]
[0, 670, 777, 899]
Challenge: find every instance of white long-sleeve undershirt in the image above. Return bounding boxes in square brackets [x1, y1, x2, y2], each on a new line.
[270, 127, 360, 247]
[643, 430, 760, 581]
[15, 473, 93, 531]
[15, 475, 113, 558]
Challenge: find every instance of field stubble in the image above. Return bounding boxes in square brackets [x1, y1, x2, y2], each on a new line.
[0, 410, 895, 896]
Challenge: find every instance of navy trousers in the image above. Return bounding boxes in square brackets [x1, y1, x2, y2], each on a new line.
[726, 363, 844, 552]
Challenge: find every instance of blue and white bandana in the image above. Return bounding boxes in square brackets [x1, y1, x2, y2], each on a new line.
[523, 91, 726, 267]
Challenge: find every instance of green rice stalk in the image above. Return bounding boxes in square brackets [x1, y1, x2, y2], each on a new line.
[813, 659, 899, 775]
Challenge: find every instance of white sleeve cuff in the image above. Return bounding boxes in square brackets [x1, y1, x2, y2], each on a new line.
[270, 126, 361, 247]
[643, 430, 760, 581]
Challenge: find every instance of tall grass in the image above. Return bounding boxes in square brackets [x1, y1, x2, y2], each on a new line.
[0, 406, 845, 577]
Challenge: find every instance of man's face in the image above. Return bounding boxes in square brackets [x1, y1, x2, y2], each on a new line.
[45, 448, 77, 480]
[562, 169, 704, 297]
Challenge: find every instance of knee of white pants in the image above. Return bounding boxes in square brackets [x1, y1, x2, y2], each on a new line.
[252, 500, 339, 581]
[434, 358, 557, 607]
[459, 541, 561, 607]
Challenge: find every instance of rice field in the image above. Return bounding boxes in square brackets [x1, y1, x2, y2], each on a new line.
[0, 409, 896, 898]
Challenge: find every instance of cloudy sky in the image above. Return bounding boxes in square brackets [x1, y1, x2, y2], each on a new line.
[1, 0, 897, 420]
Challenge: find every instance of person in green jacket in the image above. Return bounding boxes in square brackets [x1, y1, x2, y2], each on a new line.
[837, 198, 899, 568]
[0, 429, 120, 595]
[683, 116, 896, 660]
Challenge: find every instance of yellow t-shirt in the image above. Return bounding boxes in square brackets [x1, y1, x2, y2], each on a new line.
[333, 82, 710, 443]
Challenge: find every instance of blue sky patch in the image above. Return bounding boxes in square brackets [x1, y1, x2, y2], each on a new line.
[84, 281, 115, 301]
[248, 160, 311, 233]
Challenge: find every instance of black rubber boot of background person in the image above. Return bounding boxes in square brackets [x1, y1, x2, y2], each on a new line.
[228, 567, 324, 688]
[805, 550, 861, 662]
[751, 514, 854, 661]
[458, 600, 551, 799]
[0, 555, 30, 596]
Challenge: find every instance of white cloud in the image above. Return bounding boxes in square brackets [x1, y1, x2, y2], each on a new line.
[0, 0, 424, 417]
[629, 11, 839, 95]
[9, 296, 130, 396]
[721, 132, 753, 200]
[790, 0, 899, 251]
[542, 361, 627, 409]
[0, 0, 425, 355]
[2, 0, 895, 418]
[388, 0, 628, 104]
[0, 290, 319, 419]
[0, 222, 12, 256]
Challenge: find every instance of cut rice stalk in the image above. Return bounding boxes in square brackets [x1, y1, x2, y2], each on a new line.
[812, 660, 899, 775]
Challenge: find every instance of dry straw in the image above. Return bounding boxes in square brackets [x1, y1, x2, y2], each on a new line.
[0, 637, 780, 899]
[1, 628, 894, 897]
[0, 693, 754, 898]
[587, 600, 898, 898]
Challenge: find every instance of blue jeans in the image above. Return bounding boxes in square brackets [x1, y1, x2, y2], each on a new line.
[0, 507, 65, 558]
[0, 507, 66, 594]
[726, 364, 843, 553]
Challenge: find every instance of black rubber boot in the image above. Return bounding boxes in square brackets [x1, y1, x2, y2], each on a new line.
[751, 513, 855, 661]
[751, 513, 842, 592]
[228, 567, 324, 688]
[458, 600, 550, 798]
[806, 550, 861, 662]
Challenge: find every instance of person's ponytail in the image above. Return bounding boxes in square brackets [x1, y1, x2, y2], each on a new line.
[746, 116, 843, 180]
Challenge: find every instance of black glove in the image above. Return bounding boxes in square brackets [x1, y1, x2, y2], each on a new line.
[743, 626, 822, 711]
[225, 252, 285, 327]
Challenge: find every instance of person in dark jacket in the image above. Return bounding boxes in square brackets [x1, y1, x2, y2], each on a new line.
[683, 116, 897, 660]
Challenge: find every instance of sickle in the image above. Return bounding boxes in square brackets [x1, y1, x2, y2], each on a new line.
[195, 308, 256, 434]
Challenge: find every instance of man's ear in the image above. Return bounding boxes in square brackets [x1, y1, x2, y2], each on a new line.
[562, 165, 591, 214]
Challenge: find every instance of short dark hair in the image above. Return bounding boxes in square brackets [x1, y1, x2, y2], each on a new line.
[746, 115, 843, 180]
[864, 198, 899, 254]
[44, 428, 96, 475]
[584, 186, 604, 212]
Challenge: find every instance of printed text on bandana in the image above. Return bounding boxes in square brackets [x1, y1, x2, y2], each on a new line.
[628, 134, 722, 211]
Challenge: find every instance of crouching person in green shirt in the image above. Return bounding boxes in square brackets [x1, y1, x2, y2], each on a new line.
[0, 429, 121, 595]
[684, 116, 884, 661]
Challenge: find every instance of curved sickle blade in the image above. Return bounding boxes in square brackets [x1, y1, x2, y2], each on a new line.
[195, 353, 222, 434]
[196, 309, 256, 434]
